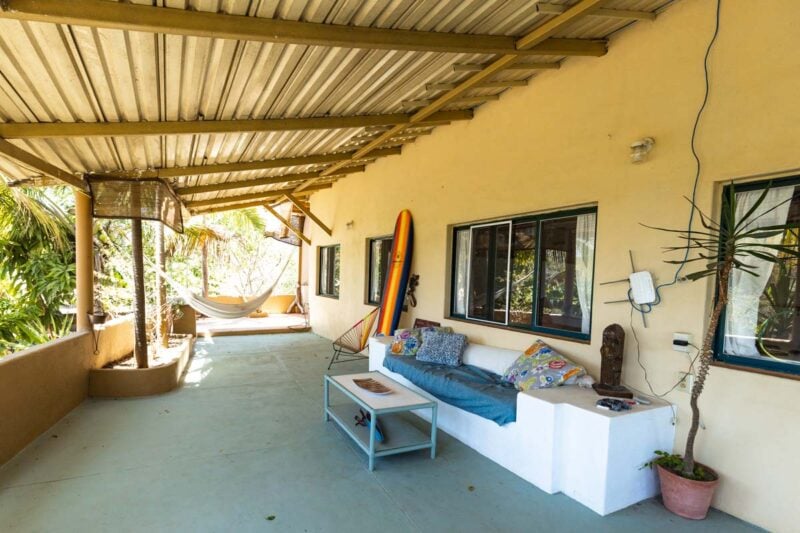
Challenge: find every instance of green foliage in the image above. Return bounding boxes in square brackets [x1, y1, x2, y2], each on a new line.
[0, 181, 76, 355]
[643, 451, 715, 482]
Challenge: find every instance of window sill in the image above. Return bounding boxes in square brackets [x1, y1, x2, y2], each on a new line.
[316, 294, 340, 300]
[711, 360, 800, 382]
[446, 316, 590, 345]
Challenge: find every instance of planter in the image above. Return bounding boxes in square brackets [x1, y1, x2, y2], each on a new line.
[88, 335, 194, 398]
[657, 464, 719, 520]
[88, 312, 109, 325]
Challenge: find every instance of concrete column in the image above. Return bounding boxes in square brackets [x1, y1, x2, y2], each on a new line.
[74, 191, 93, 331]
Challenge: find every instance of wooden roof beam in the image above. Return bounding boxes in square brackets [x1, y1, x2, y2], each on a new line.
[284, 193, 332, 237]
[0, 110, 473, 139]
[263, 205, 311, 245]
[294, 0, 607, 193]
[186, 183, 332, 210]
[177, 166, 364, 196]
[453, 62, 560, 72]
[426, 80, 527, 91]
[402, 95, 499, 109]
[101, 147, 399, 180]
[1, 0, 601, 55]
[536, 3, 656, 21]
[0, 138, 88, 192]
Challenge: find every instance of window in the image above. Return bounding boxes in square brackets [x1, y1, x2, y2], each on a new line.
[450, 208, 596, 340]
[366, 236, 393, 305]
[716, 178, 800, 377]
[318, 245, 340, 298]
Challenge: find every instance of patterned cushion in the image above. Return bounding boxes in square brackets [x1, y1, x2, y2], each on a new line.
[415, 331, 468, 367]
[390, 326, 452, 356]
[501, 340, 586, 391]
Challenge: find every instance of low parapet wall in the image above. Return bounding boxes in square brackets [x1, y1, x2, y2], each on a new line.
[0, 317, 136, 466]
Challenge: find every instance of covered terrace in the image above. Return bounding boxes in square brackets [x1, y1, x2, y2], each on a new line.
[0, 0, 798, 531]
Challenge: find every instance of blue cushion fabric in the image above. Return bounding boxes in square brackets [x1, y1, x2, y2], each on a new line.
[383, 355, 517, 425]
[415, 331, 468, 367]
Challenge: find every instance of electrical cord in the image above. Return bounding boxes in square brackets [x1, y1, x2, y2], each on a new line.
[627, 0, 723, 316]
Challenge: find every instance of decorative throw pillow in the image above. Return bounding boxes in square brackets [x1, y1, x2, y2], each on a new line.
[390, 326, 452, 356]
[415, 331, 468, 367]
[501, 340, 586, 391]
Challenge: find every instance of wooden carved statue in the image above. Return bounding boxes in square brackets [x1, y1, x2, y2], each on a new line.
[592, 324, 633, 399]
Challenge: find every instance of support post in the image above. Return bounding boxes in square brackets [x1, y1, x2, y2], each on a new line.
[284, 193, 332, 236]
[156, 223, 168, 348]
[74, 190, 93, 331]
[131, 218, 148, 368]
[263, 204, 312, 245]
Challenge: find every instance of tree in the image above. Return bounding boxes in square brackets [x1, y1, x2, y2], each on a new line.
[0, 180, 75, 355]
[650, 185, 800, 477]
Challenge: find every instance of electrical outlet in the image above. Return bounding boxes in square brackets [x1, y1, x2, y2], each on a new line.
[673, 332, 691, 353]
[676, 372, 694, 393]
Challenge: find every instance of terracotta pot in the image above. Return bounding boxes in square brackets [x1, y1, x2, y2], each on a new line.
[657, 464, 719, 520]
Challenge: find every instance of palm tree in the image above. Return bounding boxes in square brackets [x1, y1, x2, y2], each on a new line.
[167, 208, 265, 296]
[0, 179, 75, 354]
[650, 185, 800, 477]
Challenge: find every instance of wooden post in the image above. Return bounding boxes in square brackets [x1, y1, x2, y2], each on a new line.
[131, 218, 148, 368]
[74, 190, 94, 331]
[156, 223, 168, 348]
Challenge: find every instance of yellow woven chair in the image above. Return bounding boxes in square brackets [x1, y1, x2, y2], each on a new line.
[328, 308, 380, 370]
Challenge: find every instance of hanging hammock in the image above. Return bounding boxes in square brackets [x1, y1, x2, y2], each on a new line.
[155, 258, 291, 319]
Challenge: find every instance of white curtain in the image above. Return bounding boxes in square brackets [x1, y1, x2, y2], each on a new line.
[575, 213, 597, 335]
[723, 186, 793, 356]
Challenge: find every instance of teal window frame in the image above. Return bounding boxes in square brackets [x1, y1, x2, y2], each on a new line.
[317, 244, 340, 299]
[714, 176, 800, 377]
[449, 207, 597, 342]
[366, 236, 393, 306]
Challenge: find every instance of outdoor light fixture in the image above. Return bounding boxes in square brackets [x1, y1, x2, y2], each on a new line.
[630, 137, 655, 163]
[346, 220, 355, 229]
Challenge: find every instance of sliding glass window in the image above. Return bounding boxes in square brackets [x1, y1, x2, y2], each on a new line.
[450, 208, 597, 340]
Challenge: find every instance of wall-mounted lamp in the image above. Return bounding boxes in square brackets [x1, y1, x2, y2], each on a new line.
[630, 137, 655, 163]
[345, 220, 354, 229]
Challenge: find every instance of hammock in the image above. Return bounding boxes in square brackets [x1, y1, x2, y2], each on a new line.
[155, 259, 290, 319]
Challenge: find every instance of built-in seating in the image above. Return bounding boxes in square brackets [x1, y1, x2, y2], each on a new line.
[369, 336, 675, 516]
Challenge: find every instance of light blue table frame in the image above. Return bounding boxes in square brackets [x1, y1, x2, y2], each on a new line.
[324, 372, 437, 471]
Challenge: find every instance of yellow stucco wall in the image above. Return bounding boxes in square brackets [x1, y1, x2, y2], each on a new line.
[307, 1, 800, 530]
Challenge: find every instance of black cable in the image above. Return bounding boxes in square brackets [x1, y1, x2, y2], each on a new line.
[628, 0, 723, 316]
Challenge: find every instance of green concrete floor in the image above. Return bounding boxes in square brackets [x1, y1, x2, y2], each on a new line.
[0, 334, 759, 532]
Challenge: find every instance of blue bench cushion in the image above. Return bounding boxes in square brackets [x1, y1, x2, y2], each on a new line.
[383, 355, 518, 425]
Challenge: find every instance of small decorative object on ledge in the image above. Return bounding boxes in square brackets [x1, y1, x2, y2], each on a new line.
[592, 324, 634, 399]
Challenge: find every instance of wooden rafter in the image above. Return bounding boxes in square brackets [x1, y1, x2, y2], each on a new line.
[263, 204, 311, 245]
[185, 183, 331, 210]
[452, 62, 560, 72]
[177, 166, 364, 196]
[535, 3, 656, 21]
[284, 193, 332, 236]
[294, 0, 607, 193]
[426, 81, 527, 91]
[0, 138, 88, 192]
[402, 95, 499, 108]
[104, 148, 398, 180]
[0, 0, 603, 56]
[0, 111, 473, 139]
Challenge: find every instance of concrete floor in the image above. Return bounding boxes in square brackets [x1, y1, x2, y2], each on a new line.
[0, 334, 759, 533]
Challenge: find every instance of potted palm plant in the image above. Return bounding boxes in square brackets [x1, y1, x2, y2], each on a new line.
[645, 184, 799, 519]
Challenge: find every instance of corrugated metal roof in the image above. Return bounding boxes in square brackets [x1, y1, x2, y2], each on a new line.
[0, 0, 675, 213]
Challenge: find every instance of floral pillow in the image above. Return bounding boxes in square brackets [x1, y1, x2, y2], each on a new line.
[390, 326, 452, 356]
[501, 340, 586, 391]
[415, 331, 468, 367]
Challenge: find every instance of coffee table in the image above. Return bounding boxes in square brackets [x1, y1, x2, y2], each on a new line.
[324, 371, 437, 471]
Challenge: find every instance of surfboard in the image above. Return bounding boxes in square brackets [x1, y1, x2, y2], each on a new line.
[376, 210, 414, 336]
